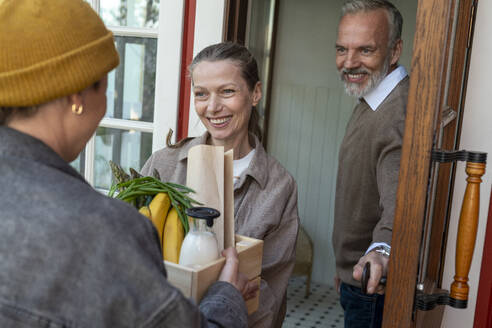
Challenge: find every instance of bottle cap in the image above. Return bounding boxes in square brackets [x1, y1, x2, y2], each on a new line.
[185, 207, 220, 227]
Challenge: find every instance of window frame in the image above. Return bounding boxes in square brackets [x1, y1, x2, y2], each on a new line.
[82, 0, 185, 189]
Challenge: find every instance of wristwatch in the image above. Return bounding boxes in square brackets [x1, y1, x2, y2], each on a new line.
[373, 245, 391, 258]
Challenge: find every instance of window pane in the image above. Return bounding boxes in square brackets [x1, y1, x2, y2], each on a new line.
[106, 36, 156, 122]
[70, 150, 86, 177]
[94, 127, 153, 190]
[101, 0, 159, 28]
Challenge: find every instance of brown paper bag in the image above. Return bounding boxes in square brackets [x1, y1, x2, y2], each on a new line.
[186, 145, 235, 251]
[223, 149, 235, 249]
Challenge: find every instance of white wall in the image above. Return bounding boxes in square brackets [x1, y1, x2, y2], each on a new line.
[441, 0, 492, 326]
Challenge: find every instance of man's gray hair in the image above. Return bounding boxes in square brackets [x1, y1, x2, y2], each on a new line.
[341, 0, 403, 48]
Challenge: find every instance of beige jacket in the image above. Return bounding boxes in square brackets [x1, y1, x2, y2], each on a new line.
[141, 133, 299, 328]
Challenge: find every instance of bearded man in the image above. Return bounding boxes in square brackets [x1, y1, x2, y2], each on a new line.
[332, 0, 408, 327]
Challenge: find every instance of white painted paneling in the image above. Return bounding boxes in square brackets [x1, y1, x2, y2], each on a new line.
[441, 0, 492, 326]
[267, 0, 417, 284]
[153, 0, 184, 150]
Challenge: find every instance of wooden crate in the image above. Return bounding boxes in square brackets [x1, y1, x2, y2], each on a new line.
[165, 234, 263, 314]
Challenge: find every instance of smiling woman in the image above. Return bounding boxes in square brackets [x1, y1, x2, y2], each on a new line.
[141, 42, 300, 328]
[191, 59, 262, 159]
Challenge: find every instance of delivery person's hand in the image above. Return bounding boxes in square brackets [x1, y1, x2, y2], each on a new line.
[219, 247, 259, 301]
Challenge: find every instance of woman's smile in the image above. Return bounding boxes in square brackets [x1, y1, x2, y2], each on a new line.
[208, 115, 233, 128]
[192, 59, 260, 144]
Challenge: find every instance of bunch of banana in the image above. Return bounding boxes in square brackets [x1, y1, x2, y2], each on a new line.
[162, 207, 185, 263]
[139, 193, 170, 242]
[138, 195, 184, 263]
[109, 161, 197, 263]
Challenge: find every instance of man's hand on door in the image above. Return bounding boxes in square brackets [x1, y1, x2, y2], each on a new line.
[353, 251, 389, 295]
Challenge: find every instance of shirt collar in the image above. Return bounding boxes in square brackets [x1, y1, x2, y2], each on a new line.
[176, 133, 209, 161]
[238, 135, 267, 190]
[177, 132, 268, 190]
[363, 65, 408, 111]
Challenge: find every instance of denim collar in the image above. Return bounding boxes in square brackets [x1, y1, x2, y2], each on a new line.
[0, 126, 87, 184]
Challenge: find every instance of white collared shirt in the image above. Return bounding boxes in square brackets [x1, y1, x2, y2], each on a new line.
[363, 65, 408, 111]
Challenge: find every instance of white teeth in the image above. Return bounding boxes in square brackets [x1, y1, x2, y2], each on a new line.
[209, 117, 230, 124]
[347, 73, 365, 79]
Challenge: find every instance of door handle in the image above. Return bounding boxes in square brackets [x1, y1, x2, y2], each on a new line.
[415, 149, 486, 310]
[361, 150, 487, 308]
[449, 157, 486, 305]
[361, 261, 387, 294]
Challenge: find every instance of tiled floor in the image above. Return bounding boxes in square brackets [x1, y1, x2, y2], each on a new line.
[282, 277, 344, 328]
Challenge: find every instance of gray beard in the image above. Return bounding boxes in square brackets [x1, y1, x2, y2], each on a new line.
[340, 57, 391, 98]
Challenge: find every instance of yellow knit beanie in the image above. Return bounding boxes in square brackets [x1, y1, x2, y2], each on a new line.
[0, 0, 120, 107]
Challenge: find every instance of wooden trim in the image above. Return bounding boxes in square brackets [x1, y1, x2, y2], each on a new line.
[414, 1, 478, 325]
[177, 0, 197, 140]
[439, 1, 479, 280]
[224, 0, 249, 44]
[429, 0, 477, 287]
[260, 0, 279, 150]
[223, 0, 232, 40]
[474, 188, 492, 328]
[222, 0, 278, 148]
[382, 0, 454, 326]
[421, 0, 457, 290]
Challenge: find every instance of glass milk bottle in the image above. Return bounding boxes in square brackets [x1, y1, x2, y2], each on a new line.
[178, 207, 220, 269]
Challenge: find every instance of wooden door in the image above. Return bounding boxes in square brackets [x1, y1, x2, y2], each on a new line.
[223, 0, 249, 45]
[383, 0, 480, 327]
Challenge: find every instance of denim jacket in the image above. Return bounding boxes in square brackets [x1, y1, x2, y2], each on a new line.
[0, 126, 247, 328]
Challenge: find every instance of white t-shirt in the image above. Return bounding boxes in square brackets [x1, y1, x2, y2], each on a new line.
[233, 149, 256, 183]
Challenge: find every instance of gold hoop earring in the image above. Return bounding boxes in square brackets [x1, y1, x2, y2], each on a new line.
[71, 104, 83, 115]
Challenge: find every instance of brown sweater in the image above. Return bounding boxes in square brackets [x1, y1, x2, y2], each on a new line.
[332, 77, 409, 287]
[141, 133, 299, 328]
